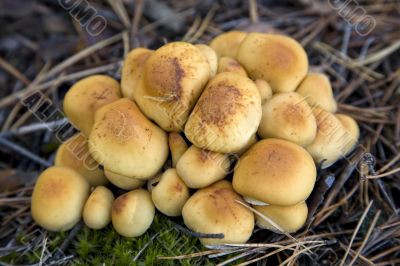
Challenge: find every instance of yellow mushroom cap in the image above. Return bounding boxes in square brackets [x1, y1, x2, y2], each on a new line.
[55, 133, 108, 187]
[176, 145, 230, 189]
[305, 107, 348, 168]
[83, 186, 114, 230]
[182, 180, 254, 245]
[104, 169, 145, 190]
[151, 168, 190, 217]
[88, 98, 168, 179]
[254, 79, 272, 105]
[111, 189, 155, 237]
[133, 42, 211, 132]
[217, 57, 247, 77]
[31, 166, 90, 231]
[195, 44, 218, 77]
[335, 114, 360, 156]
[254, 202, 308, 233]
[185, 72, 262, 153]
[236, 33, 308, 93]
[257, 92, 317, 146]
[63, 75, 121, 136]
[233, 138, 316, 206]
[296, 73, 337, 112]
[209, 31, 247, 58]
[168, 133, 189, 167]
[121, 48, 153, 99]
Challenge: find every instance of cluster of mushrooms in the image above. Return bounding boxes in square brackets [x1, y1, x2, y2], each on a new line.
[31, 31, 360, 245]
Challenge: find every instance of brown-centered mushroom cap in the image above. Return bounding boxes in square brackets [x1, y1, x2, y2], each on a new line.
[209, 31, 247, 58]
[335, 113, 360, 156]
[83, 186, 114, 229]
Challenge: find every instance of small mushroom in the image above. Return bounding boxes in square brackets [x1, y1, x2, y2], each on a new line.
[182, 180, 254, 245]
[254, 202, 308, 233]
[31, 166, 90, 231]
[63, 75, 121, 136]
[185, 72, 262, 153]
[111, 189, 155, 237]
[195, 44, 218, 77]
[88, 98, 168, 179]
[209, 31, 247, 58]
[83, 186, 114, 229]
[151, 168, 189, 216]
[132, 42, 211, 132]
[254, 79, 272, 105]
[55, 133, 108, 187]
[233, 138, 316, 206]
[305, 106, 348, 168]
[236, 33, 308, 93]
[335, 114, 360, 156]
[176, 145, 230, 188]
[121, 48, 153, 99]
[296, 73, 337, 113]
[104, 169, 145, 190]
[257, 92, 317, 146]
[217, 57, 247, 77]
[168, 133, 188, 167]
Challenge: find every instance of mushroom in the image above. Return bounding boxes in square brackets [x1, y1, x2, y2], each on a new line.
[55, 133, 108, 187]
[132, 42, 211, 132]
[147, 174, 161, 192]
[182, 180, 254, 245]
[305, 106, 348, 168]
[254, 79, 272, 105]
[151, 168, 189, 216]
[209, 31, 247, 58]
[63, 75, 121, 136]
[195, 44, 218, 77]
[254, 202, 308, 233]
[121, 48, 153, 99]
[236, 133, 258, 156]
[217, 57, 247, 77]
[185, 72, 262, 153]
[176, 145, 230, 188]
[335, 114, 360, 156]
[83, 186, 114, 229]
[233, 138, 316, 206]
[296, 73, 337, 113]
[257, 92, 317, 146]
[31, 166, 90, 231]
[236, 33, 308, 93]
[88, 98, 168, 179]
[104, 169, 145, 190]
[168, 133, 188, 167]
[111, 189, 155, 237]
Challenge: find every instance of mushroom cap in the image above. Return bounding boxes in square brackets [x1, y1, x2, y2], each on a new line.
[335, 114, 360, 156]
[133, 42, 211, 132]
[176, 145, 230, 188]
[182, 180, 254, 245]
[254, 79, 272, 105]
[217, 57, 247, 77]
[83, 186, 114, 229]
[185, 72, 262, 153]
[55, 133, 108, 187]
[257, 92, 317, 146]
[111, 189, 155, 237]
[236, 33, 308, 93]
[63, 75, 121, 136]
[209, 31, 247, 58]
[195, 44, 218, 77]
[233, 138, 316, 206]
[104, 169, 145, 190]
[236, 133, 258, 156]
[31, 166, 90, 231]
[121, 48, 153, 99]
[296, 73, 337, 112]
[254, 202, 308, 233]
[88, 98, 168, 179]
[168, 133, 189, 167]
[151, 168, 190, 216]
[305, 107, 348, 168]
[147, 174, 162, 192]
